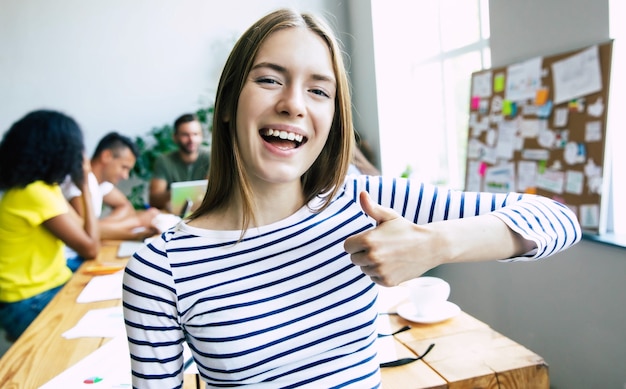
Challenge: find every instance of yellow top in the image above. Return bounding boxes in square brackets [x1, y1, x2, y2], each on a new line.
[0, 181, 72, 302]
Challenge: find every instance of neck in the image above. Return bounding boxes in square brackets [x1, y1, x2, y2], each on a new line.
[196, 180, 305, 231]
[179, 150, 198, 164]
[248, 181, 306, 227]
[90, 161, 103, 184]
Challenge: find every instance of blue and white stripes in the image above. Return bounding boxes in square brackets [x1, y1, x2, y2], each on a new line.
[123, 175, 580, 388]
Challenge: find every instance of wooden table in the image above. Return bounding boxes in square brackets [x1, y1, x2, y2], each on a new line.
[0, 241, 548, 388]
[379, 310, 549, 388]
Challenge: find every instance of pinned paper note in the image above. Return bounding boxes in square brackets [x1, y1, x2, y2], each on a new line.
[587, 97, 604, 117]
[471, 96, 481, 110]
[553, 107, 568, 127]
[538, 160, 546, 174]
[472, 71, 493, 98]
[493, 73, 505, 92]
[551, 45, 602, 105]
[585, 121, 602, 142]
[506, 56, 542, 102]
[565, 170, 584, 195]
[491, 95, 503, 114]
[517, 161, 538, 192]
[484, 163, 515, 193]
[537, 100, 553, 118]
[522, 149, 550, 161]
[502, 99, 513, 116]
[535, 88, 549, 105]
[536, 170, 565, 194]
[580, 204, 600, 228]
[479, 161, 487, 176]
[564, 142, 586, 165]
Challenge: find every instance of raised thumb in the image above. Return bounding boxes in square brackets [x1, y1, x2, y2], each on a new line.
[359, 191, 398, 225]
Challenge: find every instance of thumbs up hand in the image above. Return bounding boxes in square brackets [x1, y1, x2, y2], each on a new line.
[344, 191, 441, 286]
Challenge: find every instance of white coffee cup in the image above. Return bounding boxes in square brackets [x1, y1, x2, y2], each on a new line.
[405, 276, 450, 316]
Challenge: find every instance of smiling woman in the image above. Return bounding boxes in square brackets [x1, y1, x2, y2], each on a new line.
[121, 8, 581, 389]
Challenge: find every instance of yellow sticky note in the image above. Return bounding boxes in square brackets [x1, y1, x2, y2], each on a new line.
[502, 99, 512, 116]
[494, 73, 505, 92]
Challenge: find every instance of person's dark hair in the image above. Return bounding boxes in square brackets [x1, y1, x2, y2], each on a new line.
[92, 131, 139, 159]
[0, 110, 85, 190]
[173, 113, 199, 134]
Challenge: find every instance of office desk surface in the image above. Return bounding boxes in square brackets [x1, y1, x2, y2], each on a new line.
[0, 240, 548, 388]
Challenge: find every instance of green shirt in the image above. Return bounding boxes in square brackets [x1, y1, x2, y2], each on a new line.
[152, 148, 210, 189]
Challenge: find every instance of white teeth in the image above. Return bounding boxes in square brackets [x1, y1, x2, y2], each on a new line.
[264, 128, 304, 143]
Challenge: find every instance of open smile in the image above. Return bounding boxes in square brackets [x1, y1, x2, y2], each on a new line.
[260, 128, 308, 149]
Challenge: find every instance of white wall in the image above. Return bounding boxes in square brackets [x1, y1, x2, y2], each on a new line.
[0, 0, 348, 154]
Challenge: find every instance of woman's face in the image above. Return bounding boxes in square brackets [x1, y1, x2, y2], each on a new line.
[235, 27, 336, 190]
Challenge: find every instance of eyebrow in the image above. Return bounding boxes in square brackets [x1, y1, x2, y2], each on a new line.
[251, 62, 336, 85]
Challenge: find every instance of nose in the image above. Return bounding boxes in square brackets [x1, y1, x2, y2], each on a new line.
[277, 86, 306, 117]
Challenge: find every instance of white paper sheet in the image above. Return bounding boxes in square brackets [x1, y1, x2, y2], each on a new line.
[472, 71, 493, 98]
[551, 45, 602, 104]
[117, 240, 145, 258]
[40, 336, 197, 388]
[505, 56, 542, 102]
[62, 307, 126, 339]
[39, 336, 131, 388]
[76, 271, 124, 303]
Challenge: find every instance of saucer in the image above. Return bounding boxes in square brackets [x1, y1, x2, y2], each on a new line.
[396, 301, 461, 324]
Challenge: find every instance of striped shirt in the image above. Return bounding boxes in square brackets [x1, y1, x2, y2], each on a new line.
[122, 175, 580, 388]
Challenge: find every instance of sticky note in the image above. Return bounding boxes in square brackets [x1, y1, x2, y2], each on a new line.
[537, 100, 553, 118]
[471, 96, 480, 110]
[494, 73, 505, 92]
[502, 100, 517, 117]
[479, 162, 487, 176]
[535, 88, 548, 105]
[538, 160, 546, 174]
[502, 100, 512, 116]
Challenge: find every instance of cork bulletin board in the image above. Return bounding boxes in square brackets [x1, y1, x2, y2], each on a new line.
[464, 41, 613, 234]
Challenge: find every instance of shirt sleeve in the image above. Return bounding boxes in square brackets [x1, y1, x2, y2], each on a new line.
[122, 235, 186, 388]
[60, 175, 81, 201]
[347, 175, 581, 261]
[23, 182, 68, 224]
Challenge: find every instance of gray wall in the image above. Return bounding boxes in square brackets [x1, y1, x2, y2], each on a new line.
[430, 1, 626, 388]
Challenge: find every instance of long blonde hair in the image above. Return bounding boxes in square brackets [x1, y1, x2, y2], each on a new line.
[190, 8, 354, 232]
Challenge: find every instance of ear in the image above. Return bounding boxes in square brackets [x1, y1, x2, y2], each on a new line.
[101, 149, 114, 162]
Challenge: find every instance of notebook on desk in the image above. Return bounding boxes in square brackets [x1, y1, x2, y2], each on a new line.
[170, 179, 208, 218]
